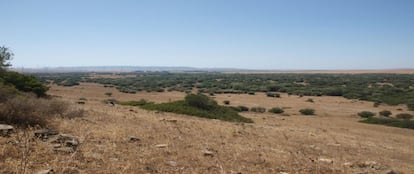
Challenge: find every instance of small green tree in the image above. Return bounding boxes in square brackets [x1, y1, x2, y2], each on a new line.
[0, 46, 13, 71]
[184, 93, 217, 110]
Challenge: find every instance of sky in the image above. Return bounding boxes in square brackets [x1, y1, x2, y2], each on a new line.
[2, 0, 414, 70]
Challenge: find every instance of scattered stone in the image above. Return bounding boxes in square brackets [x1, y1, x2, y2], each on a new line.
[49, 134, 79, 148]
[0, 124, 13, 136]
[37, 169, 54, 174]
[54, 147, 75, 153]
[34, 129, 59, 140]
[318, 158, 333, 164]
[167, 160, 177, 167]
[202, 149, 214, 157]
[128, 136, 140, 142]
[155, 144, 168, 148]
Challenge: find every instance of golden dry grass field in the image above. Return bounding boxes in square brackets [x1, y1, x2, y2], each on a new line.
[1, 82, 414, 173]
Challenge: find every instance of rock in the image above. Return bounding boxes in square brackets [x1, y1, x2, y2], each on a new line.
[202, 149, 214, 157]
[155, 144, 168, 148]
[167, 160, 177, 167]
[318, 158, 333, 164]
[37, 169, 54, 174]
[49, 134, 79, 148]
[0, 124, 13, 136]
[128, 136, 140, 142]
[34, 129, 59, 140]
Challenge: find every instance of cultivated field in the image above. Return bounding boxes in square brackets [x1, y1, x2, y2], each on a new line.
[2, 82, 413, 173]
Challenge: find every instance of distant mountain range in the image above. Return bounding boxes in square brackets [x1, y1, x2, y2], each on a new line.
[12, 66, 246, 73]
[11, 66, 414, 74]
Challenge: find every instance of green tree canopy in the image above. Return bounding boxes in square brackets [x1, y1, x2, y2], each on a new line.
[0, 46, 13, 71]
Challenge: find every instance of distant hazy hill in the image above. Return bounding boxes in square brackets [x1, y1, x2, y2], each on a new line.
[12, 66, 245, 73]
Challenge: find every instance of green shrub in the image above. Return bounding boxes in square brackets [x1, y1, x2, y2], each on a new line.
[223, 100, 230, 105]
[185, 93, 217, 110]
[105, 92, 112, 97]
[360, 117, 414, 129]
[2, 71, 48, 97]
[268, 107, 284, 114]
[141, 100, 253, 123]
[396, 113, 413, 120]
[407, 103, 414, 111]
[266, 92, 280, 98]
[237, 105, 249, 112]
[250, 107, 266, 113]
[117, 99, 149, 106]
[379, 110, 392, 117]
[358, 111, 376, 118]
[299, 108, 315, 115]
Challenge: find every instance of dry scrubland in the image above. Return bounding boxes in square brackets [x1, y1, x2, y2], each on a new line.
[1, 83, 414, 173]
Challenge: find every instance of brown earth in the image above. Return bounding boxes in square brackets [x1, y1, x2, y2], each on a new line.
[1, 83, 413, 173]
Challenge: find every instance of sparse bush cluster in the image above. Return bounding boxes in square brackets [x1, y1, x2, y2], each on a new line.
[299, 108, 315, 115]
[379, 110, 392, 117]
[358, 111, 376, 118]
[250, 107, 266, 113]
[268, 107, 284, 114]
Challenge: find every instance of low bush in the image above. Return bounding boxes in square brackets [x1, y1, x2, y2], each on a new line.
[237, 105, 249, 112]
[105, 92, 112, 97]
[141, 101, 253, 123]
[299, 108, 315, 115]
[250, 107, 266, 113]
[379, 110, 392, 117]
[360, 117, 414, 129]
[396, 113, 413, 120]
[0, 94, 70, 127]
[407, 103, 414, 111]
[306, 98, 314, 103]
[223, 100, 230, 105]
[117, 99, 150, 106]
[266, 92, 280, 98]
[268, 107, 284, 114]
[358, 111, 376, 118]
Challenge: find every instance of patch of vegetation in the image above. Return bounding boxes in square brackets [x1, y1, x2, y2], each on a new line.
[407, 103, 414, 111]
[358, 111, 376, 118]
[379, 110, 392, 117]
[229, 105, 249, 112]
[250, 107, 266, 113]
[299, 108, 315, 115]
[306, 98, 314, 103]
[360, 117, 414, 129]
[223, 100, 230, 105]
[266, 92, 280, 98]
[122, 94, 253, 123]
[396, 113, 413, 120]
[117, 99, 150, 106]
[268, 107, 284, 114]
[105, 92, 112, 97]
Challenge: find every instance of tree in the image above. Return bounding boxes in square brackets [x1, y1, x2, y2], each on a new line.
[0, 46, 13, 71]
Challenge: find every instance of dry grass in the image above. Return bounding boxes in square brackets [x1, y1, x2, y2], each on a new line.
[1, 83, 413, 173]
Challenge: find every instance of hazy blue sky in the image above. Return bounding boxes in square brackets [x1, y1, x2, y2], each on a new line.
[2, 0, 414, 69]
